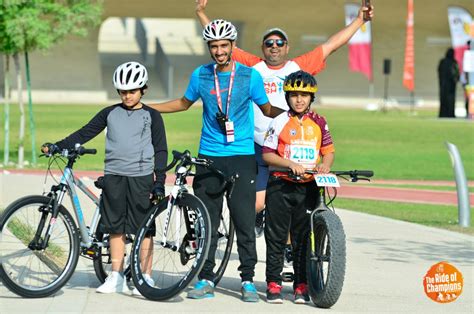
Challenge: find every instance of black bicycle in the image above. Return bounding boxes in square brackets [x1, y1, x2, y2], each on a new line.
[130, 150, 237, 301]
[276, 169, 373, 308]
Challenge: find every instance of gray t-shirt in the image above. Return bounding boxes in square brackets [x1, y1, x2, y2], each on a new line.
[56, 103, 167, 191]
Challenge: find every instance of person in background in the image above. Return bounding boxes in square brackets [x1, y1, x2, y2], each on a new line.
[438, 48, 460, 118]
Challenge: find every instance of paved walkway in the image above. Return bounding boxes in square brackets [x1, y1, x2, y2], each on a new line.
[0, 171, 473, 313]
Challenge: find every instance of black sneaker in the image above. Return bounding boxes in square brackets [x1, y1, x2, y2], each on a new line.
[284, 244, 293, 267]
[255, 210, 265, 238]
[266, 282, 283, 304]
[294, 283, 310, 304]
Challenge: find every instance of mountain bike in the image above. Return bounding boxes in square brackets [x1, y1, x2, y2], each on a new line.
[276, 169, 373, 308]
[0, 145, 127, 298]
[131, 150, 237, 301]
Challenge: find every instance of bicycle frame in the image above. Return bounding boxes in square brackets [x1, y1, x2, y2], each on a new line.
[57, 167, 101, 248]
[154, 150, 236, 255]
[160, 165, 197, 252]
[29, 167, 100, 254]
[309, 186, 331, 255]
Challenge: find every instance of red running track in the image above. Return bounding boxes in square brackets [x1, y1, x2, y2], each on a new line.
[3, 169, 473, 206]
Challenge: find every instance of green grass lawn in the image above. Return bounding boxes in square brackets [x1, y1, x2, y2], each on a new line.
[358, 183, 474, 193]
[1, 103, 473, 234]
[1, 104, 472, 180]
[335, 198, 474, 235]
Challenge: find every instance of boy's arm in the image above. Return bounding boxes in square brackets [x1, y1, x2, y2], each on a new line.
[316, 152, 335, 174]
[55, 106, 111, 150]
[147, 97, 194, 113]
[262, 152, 306, 175]
[321, 4, 374, 59]
[149, 109, 168, 196]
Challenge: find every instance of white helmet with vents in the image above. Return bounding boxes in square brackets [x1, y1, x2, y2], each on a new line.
[202, 19, 238, 42]
[113, 61, 148, 90]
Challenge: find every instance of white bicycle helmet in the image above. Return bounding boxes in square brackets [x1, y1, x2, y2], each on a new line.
[202, 19, 238, 42]
[113, 61, 148, 90]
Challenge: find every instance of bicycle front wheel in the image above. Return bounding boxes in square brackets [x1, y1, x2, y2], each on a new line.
[306, 210, 346, 308]
[131, 193, 211, 301]
[0, 195, 80, 298]
[213, 202, 234, 285]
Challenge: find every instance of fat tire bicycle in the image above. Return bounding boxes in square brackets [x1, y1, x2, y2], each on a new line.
[131, 150, 237, 301]
[276, 169, 373, 308]
[0, 145, 131, 298]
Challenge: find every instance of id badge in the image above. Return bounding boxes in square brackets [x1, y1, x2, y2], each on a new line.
[225, 120, 235, 143]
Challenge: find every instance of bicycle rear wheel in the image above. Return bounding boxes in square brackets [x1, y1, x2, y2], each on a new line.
[131, 193, 211, 301]
[306, 210, 346, 308]
[0, 195, 80, 298]
[213, 202, 234, 285]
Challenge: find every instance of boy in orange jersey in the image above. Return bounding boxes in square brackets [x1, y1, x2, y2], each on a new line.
[261, 70, 335, 304]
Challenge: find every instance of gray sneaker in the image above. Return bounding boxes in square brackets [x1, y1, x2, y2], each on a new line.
[187, 279, 215, 299]
[241, 281, 259, 302]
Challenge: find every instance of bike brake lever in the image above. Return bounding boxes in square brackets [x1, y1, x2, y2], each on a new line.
[226, 173, 239, 199]
[351, 177, 371, 182]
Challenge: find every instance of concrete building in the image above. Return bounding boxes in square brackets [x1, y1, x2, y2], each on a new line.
[1, 0, 473, 108]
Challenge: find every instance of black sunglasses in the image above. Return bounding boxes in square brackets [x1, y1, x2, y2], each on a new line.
[264, 39, 286, 48]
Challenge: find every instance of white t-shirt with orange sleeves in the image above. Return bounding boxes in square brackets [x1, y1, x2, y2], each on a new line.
[232, 46, 326, 145]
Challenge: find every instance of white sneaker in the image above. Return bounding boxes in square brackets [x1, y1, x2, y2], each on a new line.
[132, 274, 155, 296]
[96, 271, 130, 294]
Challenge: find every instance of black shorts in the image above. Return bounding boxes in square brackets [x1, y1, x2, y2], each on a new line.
[99, 174, 153, 234]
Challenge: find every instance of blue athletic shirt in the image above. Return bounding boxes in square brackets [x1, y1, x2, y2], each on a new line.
[184, 62, 268, 156]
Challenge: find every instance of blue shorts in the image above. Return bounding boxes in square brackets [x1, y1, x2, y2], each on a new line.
[255, 143, 269, 192]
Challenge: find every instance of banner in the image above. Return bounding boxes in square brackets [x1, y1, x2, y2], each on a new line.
[403, 0, 415, 92]
[345, 3, 372, 81]
[447, 6, 474, 74]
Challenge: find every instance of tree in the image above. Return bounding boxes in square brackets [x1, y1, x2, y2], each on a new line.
[0, 0, 103, 167]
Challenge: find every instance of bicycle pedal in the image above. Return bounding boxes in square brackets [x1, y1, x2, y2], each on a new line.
[82, 247, 99, 259]
[281, 271, 294, 282]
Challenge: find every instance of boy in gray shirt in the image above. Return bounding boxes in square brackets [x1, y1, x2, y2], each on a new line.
[42, 61, 167, 294]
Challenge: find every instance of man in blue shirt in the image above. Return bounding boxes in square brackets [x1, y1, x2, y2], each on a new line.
[148, 19, 283, 302]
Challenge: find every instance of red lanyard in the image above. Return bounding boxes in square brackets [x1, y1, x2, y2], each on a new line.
[213, 61, 236, 119]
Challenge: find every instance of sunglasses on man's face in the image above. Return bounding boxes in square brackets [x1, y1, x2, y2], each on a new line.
[264, 39, 286, 48]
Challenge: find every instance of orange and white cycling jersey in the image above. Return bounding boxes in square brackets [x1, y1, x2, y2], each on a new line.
[262, 111, 335, 181]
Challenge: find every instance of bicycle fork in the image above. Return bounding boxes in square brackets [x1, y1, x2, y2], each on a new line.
[29, 185, 67, 251]
[309, 187, 330, 258]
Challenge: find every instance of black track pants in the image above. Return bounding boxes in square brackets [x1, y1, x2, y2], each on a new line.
[264, 176, 318, 286]
[193, 154, 257, 283]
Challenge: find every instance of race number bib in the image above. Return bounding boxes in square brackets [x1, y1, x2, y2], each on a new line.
[314, 174, 340, 187]
[289, 144, 317, 167]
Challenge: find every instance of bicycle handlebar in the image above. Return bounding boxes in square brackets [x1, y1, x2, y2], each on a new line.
[159, 150, 239, 197]
[41, 143, 97, 159]
[158, 150, 212, 173]
[271, 168, 374, 182]
[332, 170, 374, 178]
[75, 146, 97, 156]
